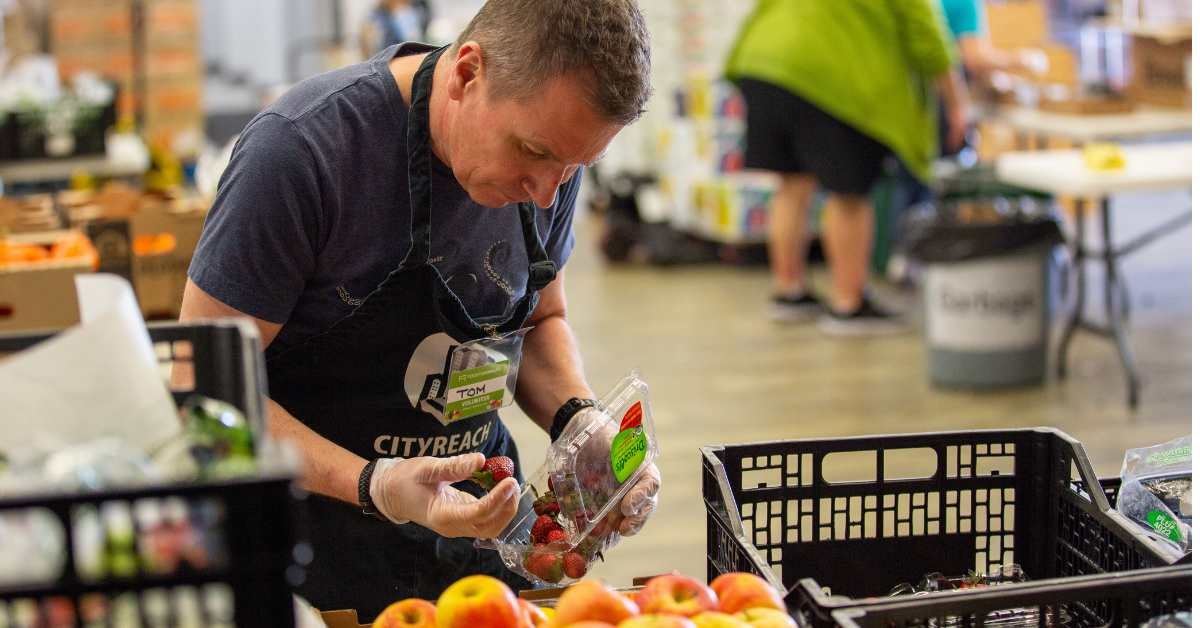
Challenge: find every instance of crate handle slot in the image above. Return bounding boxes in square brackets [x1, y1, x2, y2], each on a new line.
[883, 447, 938, 481]
[822, 451, 877, 484]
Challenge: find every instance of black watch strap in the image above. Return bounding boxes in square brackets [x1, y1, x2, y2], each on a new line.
[550, 397, 597, 442]
[358, 459, 386, 521]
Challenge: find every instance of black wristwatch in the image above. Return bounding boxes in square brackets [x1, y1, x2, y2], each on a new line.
[358, 459, 386, 521]
[550, 397, 597, 442]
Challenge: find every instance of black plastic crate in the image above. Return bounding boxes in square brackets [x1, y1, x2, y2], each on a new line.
[831, 566, 1191, 627]
[702, 429, 1186, 627]
[0, 319, 303, 627]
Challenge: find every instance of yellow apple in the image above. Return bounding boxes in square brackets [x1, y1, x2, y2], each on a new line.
[691, 612, 751, 628]
[635, 575, 718, 617]
[373, 598, 436, 628]
[618, 614, 698, 628]
[435, 574, 523, 628]
[708, 574, 785, 614]
[737, 609, 796, 628]
[555, 580, 640, 626]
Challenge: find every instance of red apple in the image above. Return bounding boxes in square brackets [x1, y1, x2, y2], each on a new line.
[435, 574, 523, 628]
[555, 580, 640, 626]
[737, 609, 796, 628]
[618, 615, 698, 628]
[635, 575, 718, 617]
[708, 573, 785, 614]
[373, 598, 436, 628]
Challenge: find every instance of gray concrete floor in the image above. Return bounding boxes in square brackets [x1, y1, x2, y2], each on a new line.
[499, 187, 1192, 587]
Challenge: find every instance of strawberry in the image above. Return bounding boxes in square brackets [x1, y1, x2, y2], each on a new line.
[563, 552, 587, 579]
[471, 456, 514, 490]
[533, 494, 561, 517]
[544, 529, 568, 545]
[531, 515, 560, 544]
[524, 551, 564, 584]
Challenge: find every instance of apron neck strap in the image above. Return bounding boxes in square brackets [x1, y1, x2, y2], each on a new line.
[404, 44, 446, 266]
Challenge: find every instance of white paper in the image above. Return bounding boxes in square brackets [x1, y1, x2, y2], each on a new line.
[0, 274, 181, 463]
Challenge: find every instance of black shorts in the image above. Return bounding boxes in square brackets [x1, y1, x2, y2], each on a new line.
[737, 77, 888, 195]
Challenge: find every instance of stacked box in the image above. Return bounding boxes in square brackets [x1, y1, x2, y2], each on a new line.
[49, 0, 203, 151]
[49, 0, 137, 118]
[1128, 34, 1192, 109]
[142, 0, 204, 150]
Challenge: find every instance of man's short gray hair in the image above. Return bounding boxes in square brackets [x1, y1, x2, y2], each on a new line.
[455, 0, 652, 125]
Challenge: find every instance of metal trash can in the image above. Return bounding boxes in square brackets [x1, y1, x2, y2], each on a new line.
[906, 173, 1064, 389]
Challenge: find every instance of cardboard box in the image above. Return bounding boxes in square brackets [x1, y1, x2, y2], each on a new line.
[317, 578, 655, 627]
[130, 196, 206, 319]
[62, 185, 208, 319]
[0, 195, 64, 233]
[1128, 34, 1192, 108]
[986, 0, 1049, 50]
[0, 230, 93, 332]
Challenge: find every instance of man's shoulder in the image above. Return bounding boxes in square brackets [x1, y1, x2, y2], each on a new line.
[261, 51, 400, 130]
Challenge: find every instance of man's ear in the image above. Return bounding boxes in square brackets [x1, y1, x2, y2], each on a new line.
[447, 41, 484, 102]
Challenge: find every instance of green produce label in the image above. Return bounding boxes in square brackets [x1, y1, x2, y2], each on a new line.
[444, 361, 509, 423]
[1146, 509, 1183, 543]
[1147, 445, 1190, 467]
[611, 402, 648, 483]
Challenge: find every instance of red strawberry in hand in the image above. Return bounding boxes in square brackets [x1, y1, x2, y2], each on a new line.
[544, 529, 569, 545]
[471, 456, 514, 490]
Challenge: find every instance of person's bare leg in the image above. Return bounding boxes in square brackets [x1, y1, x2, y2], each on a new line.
[768, 173, 818, 296]
[818, 192, 907, 335]
[822, 193, 873, 312]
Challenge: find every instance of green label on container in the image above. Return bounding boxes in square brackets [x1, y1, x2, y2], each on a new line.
[611, 401, 648, 483]
[1146, 509, 1183, 543]
[1147, 446, 1191, 467]
[444, 361, 509, 423]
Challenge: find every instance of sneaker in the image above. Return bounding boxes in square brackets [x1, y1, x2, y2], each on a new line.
[818, 296, 910, 336]
[770, 293, 823, 323]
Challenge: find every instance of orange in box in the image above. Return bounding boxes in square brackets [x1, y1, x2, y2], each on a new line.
[0, 230, 98, 332]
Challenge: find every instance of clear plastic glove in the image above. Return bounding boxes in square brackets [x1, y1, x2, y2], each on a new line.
[369, 453, 520, 539]
[563, 408, 660, 537]
[618, 461, 659, 536]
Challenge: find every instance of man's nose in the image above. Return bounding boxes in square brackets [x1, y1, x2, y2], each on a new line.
[523, 164, 570, 208]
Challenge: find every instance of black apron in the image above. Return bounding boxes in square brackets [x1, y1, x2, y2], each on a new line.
[265, 45, 558, 617]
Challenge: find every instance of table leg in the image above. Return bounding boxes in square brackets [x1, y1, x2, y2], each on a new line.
[1057, 199, 1087, 378]
[1100, 197, 1141, 408]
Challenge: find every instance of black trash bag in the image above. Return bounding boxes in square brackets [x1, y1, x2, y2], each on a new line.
[902, 164, 1065, 263]
[906, 217, 1064, 263]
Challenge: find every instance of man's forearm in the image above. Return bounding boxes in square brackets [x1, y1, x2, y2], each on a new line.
[515, 315, 592, 433]
[268, 398, 365, 504]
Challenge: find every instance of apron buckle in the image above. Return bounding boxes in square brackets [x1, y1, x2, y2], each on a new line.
[528, 260, 558, 292]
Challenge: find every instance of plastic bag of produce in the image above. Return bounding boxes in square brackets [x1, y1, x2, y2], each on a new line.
[1116, 435, 1191, 557]
[477, 370, 659, 585]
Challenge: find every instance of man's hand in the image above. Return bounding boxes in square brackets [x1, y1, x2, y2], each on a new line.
[617, 461, 659, 536]
[561, 408, 660, 537]
[369, 452, 520, 538]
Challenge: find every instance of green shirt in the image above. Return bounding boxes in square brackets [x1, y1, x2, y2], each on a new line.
[725, 0, 956, 181]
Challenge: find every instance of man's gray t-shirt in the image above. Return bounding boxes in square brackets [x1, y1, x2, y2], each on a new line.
[189, 43, 579, 351]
